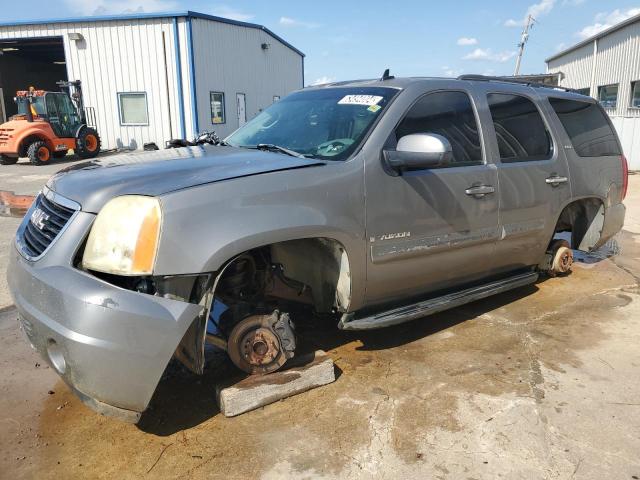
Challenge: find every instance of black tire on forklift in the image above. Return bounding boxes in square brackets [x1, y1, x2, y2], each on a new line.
[76, 127, 101, 159]
[0, 154, 18, 165]
[27, 141, 52, 166]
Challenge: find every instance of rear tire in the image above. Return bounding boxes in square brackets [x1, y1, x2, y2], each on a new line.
[76, 127, 101, 159]
[27, 141, 52, 165]
[0, 154, 18, 165]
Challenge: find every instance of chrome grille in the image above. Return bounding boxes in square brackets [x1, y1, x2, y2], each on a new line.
[19, 191, 77, 259]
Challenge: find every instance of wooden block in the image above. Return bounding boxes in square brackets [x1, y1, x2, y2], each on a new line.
[216, 350, 335, 417]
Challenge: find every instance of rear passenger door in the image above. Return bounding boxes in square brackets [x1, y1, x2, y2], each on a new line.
[478, 88, 572, 272]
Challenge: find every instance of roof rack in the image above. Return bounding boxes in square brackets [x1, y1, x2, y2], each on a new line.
[457, 74, 577, 93]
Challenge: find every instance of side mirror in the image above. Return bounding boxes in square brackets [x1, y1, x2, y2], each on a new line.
[383, 133, 453, 175]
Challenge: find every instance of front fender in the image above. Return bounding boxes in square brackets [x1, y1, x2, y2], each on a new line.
[153, 163, 367, 309]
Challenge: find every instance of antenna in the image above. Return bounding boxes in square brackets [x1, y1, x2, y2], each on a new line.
[514, 15, 535, 76]
[381, 68, 394, 81]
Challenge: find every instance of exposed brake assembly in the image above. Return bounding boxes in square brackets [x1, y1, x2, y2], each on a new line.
[227, 310, 296, 375]
[539, 239, 574, 277]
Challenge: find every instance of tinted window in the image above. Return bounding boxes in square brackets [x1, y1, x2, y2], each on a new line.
[395, 91, 482, 166]
[487, 93, 552, 162]
[549, 98, 621, 157]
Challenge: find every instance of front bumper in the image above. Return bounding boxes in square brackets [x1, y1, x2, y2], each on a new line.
[8, 210, 203, 422]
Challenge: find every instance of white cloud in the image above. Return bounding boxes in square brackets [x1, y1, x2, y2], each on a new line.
[457, 37, 478, 46]
[577, 8, 640, 39]
[210, 5, 255, 22]
[463, 48, 517, 63]
[65, 0, 178, 15]
[505, 0, 556, 27]
[562, 0, 585, 6]
[555, 42, 567, 51]
[441, 66, 463, 77]
[279, 16, 320, 28]
[310, 76, 335, 86]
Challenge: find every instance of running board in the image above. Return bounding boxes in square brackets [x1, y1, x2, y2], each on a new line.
[338, 271, 538, 330]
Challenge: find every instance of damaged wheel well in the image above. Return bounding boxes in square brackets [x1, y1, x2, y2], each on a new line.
[217, 237, 352, 314]
[554, 198, 605, 252]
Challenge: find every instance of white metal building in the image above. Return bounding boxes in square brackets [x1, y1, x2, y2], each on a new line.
[546, 12, 640, 170]
[0, 12, 304, 150]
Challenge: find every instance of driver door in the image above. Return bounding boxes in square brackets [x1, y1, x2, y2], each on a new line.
[364, 89, 500, 305]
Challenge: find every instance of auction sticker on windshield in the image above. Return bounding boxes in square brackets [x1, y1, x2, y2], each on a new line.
[338, 95, 384, 106]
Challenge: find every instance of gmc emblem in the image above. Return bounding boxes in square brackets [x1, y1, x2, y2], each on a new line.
[30, 208, 49, 230]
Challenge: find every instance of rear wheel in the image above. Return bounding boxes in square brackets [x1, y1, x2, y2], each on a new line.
[0, 154, 18, 165]
[76, 128, 101, 159]
[27, 141, 52, 165]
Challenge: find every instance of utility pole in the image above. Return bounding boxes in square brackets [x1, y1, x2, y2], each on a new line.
[514, 14, 535, 76]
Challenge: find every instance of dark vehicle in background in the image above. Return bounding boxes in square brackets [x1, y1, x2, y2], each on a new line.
[8, 74, 627, 422]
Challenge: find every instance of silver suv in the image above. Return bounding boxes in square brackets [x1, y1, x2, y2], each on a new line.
[8, 75, 628, 422]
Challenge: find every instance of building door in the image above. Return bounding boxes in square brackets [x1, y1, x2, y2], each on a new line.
[0, 88, 5, 123]
[236, 93, 246, 127]
[365, 89, 500, 305]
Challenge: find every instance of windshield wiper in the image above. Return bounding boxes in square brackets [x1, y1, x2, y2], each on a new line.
[255, 143, 306, 158]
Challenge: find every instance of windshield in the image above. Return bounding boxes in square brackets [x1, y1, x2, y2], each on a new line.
[16, 96, 46, 116]
[226, 87, 398, 160]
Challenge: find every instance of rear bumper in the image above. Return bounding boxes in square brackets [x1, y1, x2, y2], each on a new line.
[8, 240, 203, 422]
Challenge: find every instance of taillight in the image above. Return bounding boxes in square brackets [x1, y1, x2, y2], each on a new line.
[621, 155, 629, 201]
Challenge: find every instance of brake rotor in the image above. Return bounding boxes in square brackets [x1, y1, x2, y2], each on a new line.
[227, 311, 295, 375]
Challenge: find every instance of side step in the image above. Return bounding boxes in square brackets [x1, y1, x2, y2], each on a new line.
[338, 271, 538, 330]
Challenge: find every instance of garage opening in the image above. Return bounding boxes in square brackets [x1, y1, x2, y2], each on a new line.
[0, 37, 67, 122]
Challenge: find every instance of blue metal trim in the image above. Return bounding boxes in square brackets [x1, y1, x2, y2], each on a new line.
[0, 11, 305, 58]
[172, 18, 186, 139]
[186, 16, 199, 134]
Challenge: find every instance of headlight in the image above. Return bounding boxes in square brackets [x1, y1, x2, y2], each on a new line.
[82, 196, 162, 276]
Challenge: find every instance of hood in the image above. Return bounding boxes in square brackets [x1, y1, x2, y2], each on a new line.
[46, 146, 325, 212]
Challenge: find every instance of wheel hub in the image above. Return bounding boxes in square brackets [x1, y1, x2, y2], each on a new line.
[227, 311, 296, 375]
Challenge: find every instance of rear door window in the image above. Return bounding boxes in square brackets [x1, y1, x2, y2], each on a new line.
[487, 93, 552, 162]
[548, 98, 620, 157]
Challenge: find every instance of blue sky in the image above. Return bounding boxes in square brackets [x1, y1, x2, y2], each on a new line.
[2, 0, 640, 85]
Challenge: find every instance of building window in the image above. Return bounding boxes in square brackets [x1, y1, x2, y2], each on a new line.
[575, 87, 590, 97]
[487, 93, 552, 163]
[210, 92, 225, 124]
[631, 81, 640, 108]
[118, 92, 148, 125]
[273, 95, 281, 103]
[598, 84, 618, 109]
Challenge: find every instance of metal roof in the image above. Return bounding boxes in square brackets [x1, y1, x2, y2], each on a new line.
[0, 10, 305, 57]
[546, 11, 640, 63]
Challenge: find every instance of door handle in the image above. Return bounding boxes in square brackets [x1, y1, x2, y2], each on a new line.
[465, 185, 495, 197]
[545, 175, 568, 186]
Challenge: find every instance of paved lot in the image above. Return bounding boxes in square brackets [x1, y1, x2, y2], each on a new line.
[1, 162, 639, 479]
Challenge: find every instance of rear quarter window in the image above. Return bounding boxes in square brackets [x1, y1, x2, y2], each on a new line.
[548, 98, 620, 157]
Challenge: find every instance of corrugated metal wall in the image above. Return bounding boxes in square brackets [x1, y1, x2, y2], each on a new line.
[191, 18, 303, 139]
[0, 18, 183, 150]
[0, 15, 304, 151]
[547, 19, 640, 169]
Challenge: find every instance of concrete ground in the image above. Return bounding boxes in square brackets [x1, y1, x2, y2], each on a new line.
[1, 162, 639, 479]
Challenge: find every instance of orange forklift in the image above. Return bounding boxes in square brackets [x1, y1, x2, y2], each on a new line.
[0, 80, 100, 165]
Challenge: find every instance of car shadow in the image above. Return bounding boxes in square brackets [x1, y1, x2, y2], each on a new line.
[137, 282, 540, 436]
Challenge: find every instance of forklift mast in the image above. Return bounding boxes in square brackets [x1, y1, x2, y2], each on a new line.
[56, 80, 86, 124]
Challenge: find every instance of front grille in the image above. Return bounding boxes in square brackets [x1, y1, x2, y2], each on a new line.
[0, 128, 12, 142]
[20, 193, 76, 258]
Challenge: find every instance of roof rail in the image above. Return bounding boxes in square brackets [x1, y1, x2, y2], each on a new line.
[457, 74, 576, 93]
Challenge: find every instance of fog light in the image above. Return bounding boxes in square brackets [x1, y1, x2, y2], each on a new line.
[47, 339, 66, 375]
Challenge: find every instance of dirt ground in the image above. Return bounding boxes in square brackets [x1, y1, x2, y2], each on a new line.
[1, 161, 639, 479]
